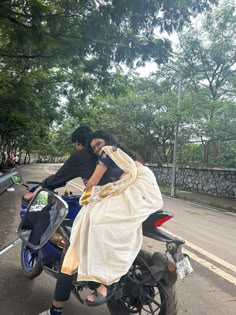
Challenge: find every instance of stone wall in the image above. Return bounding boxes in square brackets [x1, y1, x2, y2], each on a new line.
[148, 165, 236, 199]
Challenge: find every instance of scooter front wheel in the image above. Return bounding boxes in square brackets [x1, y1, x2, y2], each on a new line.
[21, 242, 43, 279]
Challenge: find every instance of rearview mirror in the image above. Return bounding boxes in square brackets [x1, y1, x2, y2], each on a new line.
[18, 189, 68, 249]
[11, 175, 24, 185]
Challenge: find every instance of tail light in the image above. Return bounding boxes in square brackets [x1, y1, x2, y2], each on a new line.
[142, 210, 174, 230]
[155, 215, 173, 227]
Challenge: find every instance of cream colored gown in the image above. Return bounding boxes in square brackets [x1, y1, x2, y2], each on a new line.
[61, 146, 163, 285]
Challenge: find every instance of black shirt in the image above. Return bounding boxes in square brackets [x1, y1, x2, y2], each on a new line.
[41, 149, 97, 191]
[40, 148, 111, 191]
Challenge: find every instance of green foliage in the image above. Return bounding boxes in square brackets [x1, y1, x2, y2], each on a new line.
[0, 0, 218, 167]
[178, 144, 203, 166]
[172, 1, 236, 167]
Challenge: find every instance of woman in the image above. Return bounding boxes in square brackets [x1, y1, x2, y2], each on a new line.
[61, 130, 163, 306]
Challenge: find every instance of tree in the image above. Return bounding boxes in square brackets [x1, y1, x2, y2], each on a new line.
[175, 1, 236, 165]
[0, 0, 218, 103]
[0, 0, 217, 66]
[82, 76, 181, 164]
[0, 0, 218, 166]
[0, 67, 62, 167]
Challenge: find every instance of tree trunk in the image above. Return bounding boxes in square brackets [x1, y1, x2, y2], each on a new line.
[24, 153, 27, 165]
[27, 155, 30, 164]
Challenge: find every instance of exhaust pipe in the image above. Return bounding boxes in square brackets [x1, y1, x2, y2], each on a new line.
[0, 238, 21, 256]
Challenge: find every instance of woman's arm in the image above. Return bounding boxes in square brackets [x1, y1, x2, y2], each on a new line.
[86, 163, 107, 188]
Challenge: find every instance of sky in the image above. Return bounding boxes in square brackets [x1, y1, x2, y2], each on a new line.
[136, 31, 180, 77]
[135, 0, 224, 77]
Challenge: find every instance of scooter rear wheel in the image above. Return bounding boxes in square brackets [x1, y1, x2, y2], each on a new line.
[21, 242, 43, 279]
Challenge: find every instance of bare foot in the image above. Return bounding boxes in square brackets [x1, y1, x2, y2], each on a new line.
[87, 284, 107, 302]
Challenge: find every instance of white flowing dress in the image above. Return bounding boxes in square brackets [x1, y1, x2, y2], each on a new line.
[61, 146, 163, 285]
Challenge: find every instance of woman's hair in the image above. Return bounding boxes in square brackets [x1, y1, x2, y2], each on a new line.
[90, 130, 118, 146]
[90, 130, 143, 163]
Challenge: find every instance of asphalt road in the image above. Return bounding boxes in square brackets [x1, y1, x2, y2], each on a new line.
[0, 164, 236, 315]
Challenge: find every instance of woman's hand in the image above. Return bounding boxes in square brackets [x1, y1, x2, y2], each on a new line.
[82, 178, 88, 186]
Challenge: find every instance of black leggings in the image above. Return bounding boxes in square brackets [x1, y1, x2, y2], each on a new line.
[54, 270, 73, 301]
[53, 251, 99, 302]
[53, 251, 73, 302]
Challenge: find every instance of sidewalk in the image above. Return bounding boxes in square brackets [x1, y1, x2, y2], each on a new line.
[160, 186, 236, 213]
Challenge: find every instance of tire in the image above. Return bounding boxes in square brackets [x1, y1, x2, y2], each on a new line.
[20, 242, 43, 279]
[107, 300, 130, 315]
[107, 278, 178, 315]
[107, 282, 178, 315]
[108, 249, 178, 315]
[158, 281, 178, 315]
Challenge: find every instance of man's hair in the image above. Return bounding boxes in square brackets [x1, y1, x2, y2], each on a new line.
[71, 126, 93, 146]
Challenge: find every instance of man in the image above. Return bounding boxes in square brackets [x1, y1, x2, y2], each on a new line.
[24, 126, 96, 315]
[24, 125, 97, 200]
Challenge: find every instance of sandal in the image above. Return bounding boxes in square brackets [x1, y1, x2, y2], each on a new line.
[85, 284, 116, 307]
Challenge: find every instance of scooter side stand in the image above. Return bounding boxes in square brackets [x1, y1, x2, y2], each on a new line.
[0, 238, 22, 256]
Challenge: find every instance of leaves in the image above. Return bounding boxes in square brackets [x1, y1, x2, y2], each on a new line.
[0, 0, 219, 166]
